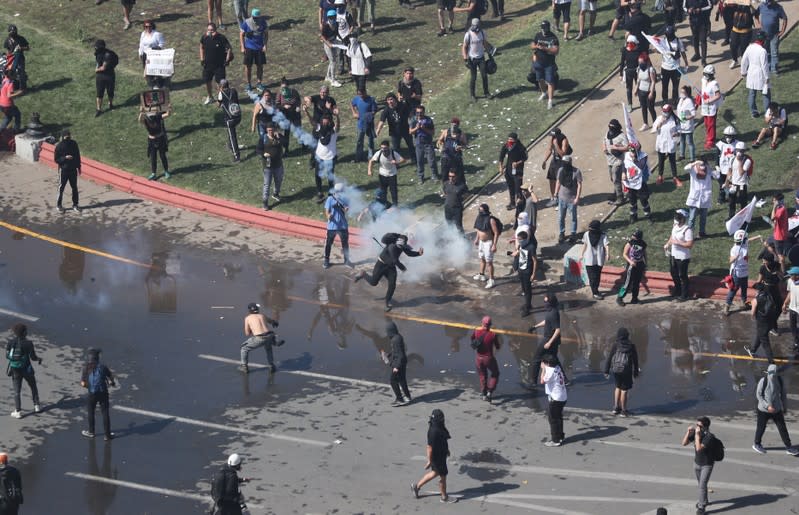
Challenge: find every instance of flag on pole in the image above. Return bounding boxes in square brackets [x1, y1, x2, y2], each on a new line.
[642, 32, 671, 56]
[726, 196, 758, 235]
[621, 102, 638, 147]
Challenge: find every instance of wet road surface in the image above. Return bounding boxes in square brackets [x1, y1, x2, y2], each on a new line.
[1, 214, 798, 514]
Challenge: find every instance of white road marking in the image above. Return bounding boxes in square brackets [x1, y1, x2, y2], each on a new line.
[413, 457, 791, 495]
[599, 440, 799, 474]
[0, 307, 39, 322]
[114, 405, 331, 447]
[482, 497, 593, 515]
[489, 493, 692, 504]
[565, 406, 785, 432]
[198, 353, 388, 389]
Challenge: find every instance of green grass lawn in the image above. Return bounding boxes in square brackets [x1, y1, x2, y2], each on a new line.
[604, 30, 799, 276]
[3, 0, 656, 223]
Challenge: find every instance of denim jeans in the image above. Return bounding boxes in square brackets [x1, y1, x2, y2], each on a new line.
[415, 142, 438, 179]
[694, 463, 714, 510]
[688, 206, 707, 235]
[557, 198, 578, 235]
[240, 333, 275, 366]
[262, 166, 284, 206]
[355, 123, 375, 162]
[748, 87, 771, 116]
[767, 33, 780, 73]
[679, 132, 695, 161]
[725, 274, 748, 305]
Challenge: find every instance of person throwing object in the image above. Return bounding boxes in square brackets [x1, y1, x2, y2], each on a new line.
[240, 302, 284, 374]
[355, 233, 423, 312]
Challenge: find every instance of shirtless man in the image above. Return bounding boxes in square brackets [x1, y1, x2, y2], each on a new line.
[472, 203, 501, 289]
[240, 302, 284, 373]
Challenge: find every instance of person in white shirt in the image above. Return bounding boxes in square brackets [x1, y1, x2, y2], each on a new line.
[652, 104, 682, 187]
[367, 140, 406, 205]
[313, 111, 340, 201]
[138, 20, 166, 87]
[715, 125, 739, 204]
[581, 219, 609, 299]
[781, 267, 799, 352]
[753, 101, 787, 150]
[724, 229, 750, 315]
[741, 32, 771, 118]
[540, 354, 567, 447]
[660, 25, 689, 104]
[664, 209, 694, 301]
[723, 141, 753, 219]
[462, 19, 493, 101]
[347, 35, 372, 94]
[700, 65, 721, 151]
[685, 160, 713, 238]
[676, 85, 696, 161]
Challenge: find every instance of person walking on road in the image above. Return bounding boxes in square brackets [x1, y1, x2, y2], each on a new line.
[6, 324, 41, 419]
[0, 453, 23, 515]
[386, 321, 412, 406]
[634, 54, 657, 130]
[211, 453, 250, 515]
[80, 348, 115, 441]
[581, 219, 609, 299]
[498, 132, 529, 210]
[411, 409, 458, 503]
[471, 316, 500, 402]
[541, 128, 572, 207]
[239, 302, 283, 374]
[753, 364, 799, 455]
[355, 233, 424, 311]
[782, 266, 799, 352]
[617, 228, 648, 306]
[602, 118, 627, 205]
[540, 354, 567, 447]
[53, 130, 82, 213]
[472, 203, 501, 289]
[665, 209, 693, 301]
[531, 293, 569, 384]
[660, 25, 688, 105]
[745, 282, 777, 363]
[681, 416, 720, 514]
[554, 155, 583, 244]
[604, 327, 639, 416]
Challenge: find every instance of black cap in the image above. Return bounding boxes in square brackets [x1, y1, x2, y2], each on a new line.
[94, 39, 106, 50]
[541, 20, 551, 30]
[508, 132, 518, 140]
[247, 303, 260, 313]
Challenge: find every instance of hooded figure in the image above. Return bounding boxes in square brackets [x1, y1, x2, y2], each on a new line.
[411, 409, 456, 503]
[80, 348, 116, 440]
[354, 233, 423, 311]
[582, 219, 608, 298]
[753, 364, 798, 455]
[604, 327, 640, 416]
[386, 321, 411, 405]
[530, 293, 569, 385]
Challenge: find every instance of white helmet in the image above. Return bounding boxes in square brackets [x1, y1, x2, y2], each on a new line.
[723, 125, 737, 137]
[734, 229, 746, 242]
[734, 141, 746, 151]
[703, 64, 715, 76]
[227, 453, 242, 467]
[626, 35, 638, 44]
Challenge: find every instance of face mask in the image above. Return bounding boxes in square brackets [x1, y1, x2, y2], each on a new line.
[735, 151, 743, 158]
[450, 124, 458, 132]
[507, 140, 515, 148]
[638, 62, 646, 69]
[281, 88, 290, 98]
[381, 148, 390, 158]
[679, 93, 687, 99]
[626, 43, 636, 51]
[471, 26, 479, 32]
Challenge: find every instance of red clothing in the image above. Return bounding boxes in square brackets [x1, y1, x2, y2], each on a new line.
[0, 79, 14, 108]
[774, 204, 788, 241]
[471, 328, 499, 357]
[703, 115, 716, 150]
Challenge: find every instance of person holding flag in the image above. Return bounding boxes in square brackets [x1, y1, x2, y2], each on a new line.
[644, 27, 688, 105]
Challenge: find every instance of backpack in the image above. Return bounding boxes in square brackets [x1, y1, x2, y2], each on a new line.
[706, 433, 725, 462]
[470, 331, 487, 350]
[558, 164, 576, 190]
[490, 215, 503, 236]
[757, 291, 776, 319]
[0, 468, 23, 505]
[610, 349, 629, 373]
[6, 339, 27, 370]
[87, 365, 106, 394]
[211, 467, 237, 504]
[758, 375, 784, 399]
[475, 0, 488, 16]
[106, 50, 119, 69]
[744, 155, 754, 177]
[221, 91, 241, 118]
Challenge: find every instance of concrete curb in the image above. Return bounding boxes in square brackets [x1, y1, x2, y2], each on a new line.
[38, 143, 363, 244]
[598, 265, 756, 301]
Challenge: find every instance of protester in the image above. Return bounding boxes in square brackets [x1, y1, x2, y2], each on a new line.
[386, 321, 412, 406]
[323, 183, 352, 269]
[80, 348, 116, 441]
[512, 230, 538, 317]
[53, 130, 83, 212]
[685, 160, 712, 238]
[676, 85, 697, 161]
[355, 233, 423, 311]
[685, 0, 712, 65]
[472, 203, 501, 289]
[138, 20, 166, 88]
[724, 141, 753, 219]
[200, 23, 233, 105]
[781, 266, 799, 352]
[552, 0, 572, 40]
[758, 252, 783, 334]
[211, 453, 250, 515]
[3, 25, 29, 90]
[540, 354, 567, 447]
[454, 0, 484, 30]
[554, 155, 582, 244]
[347, 35, 372, 93]
[438, 117, 467, 189]
[357, 188, 392, 223]
[397, 67, 423, 115]
[604, 327, 639, 416]
[652, 104, 681, 186]
[0, 71, 22, 132]
[753, 101, 787, 150]
[728, 0, 755, 68]
[138, 105, 171, 181]
[622, 142, 652, 223]
[681, 416, 720, 514]
[617, 228, 648, 306]
[499, 132, 529, 210]
[276, 77, 302, 153]
[576, 0, 597, 41]
[700, 65, 721, 150]
[623, 2, 651, 52]
[619, 35, 642, 108]
[93, 40, 117, 117]
[462, 19, 493, 101]
[358, 0, 376, 32]
[376, 94, 414, 160]
[660, 25, 688, 105]
[437, 0, 456, 36]
[755, 0, 788, 74]
[724, 230, 750, 316]
[716, 125, 739, 204]
[771, 192, 789, 269]
[217, 79, 242, 162]
[5, 323, 41, 419]
[313, 111, 340, 201]
[665, 209, 693, 301]
[304, 86, 337, 126]
[367, 140, 406, 206]
[745, 282, 777, 362]
[741, 32, 771, 118]
[122, 0, 136, 30]
[635, 54, 657, 130]
[718, 0, 735, 45]
[443, 171, 468, 232]
[411, 409, 457, 503]
[471, 316, 500, 402]
[320, 11, 343, 88]
[602, 119, 627, 205]
[239, 8, 268, 92]
[531, 293, 569, 384]
[350, 88, 377, 162]
[753, 364, 799, 456]
[531, 20, 559, 110]
[581, 220, 609, 299]
[253, 88, 276, 143]
[239, 302, 283, 373]
[0, 453, 23, 515]
[260, 123, 285, 211]
[410, 105, 438, 183]
[542, 128, 572, 207]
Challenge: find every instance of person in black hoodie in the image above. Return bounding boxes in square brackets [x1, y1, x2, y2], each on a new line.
[411, 409, 458, 503]
[354, 233, 424, 311]
[530, 293, 569, 384]
[6, 323, 42, 419]
[53, 130, 82, 213]
[211, 453, 250, 515]
[94, 39, 118, 117]
[604, 327, 640, 416]
[498, 132, 529, 210]
[385, 321, 411, 406]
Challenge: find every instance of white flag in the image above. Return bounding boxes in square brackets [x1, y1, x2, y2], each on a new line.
[622, 103, 638, 147]
[642, 32, 671, 56]
[726, 196, 758, 235]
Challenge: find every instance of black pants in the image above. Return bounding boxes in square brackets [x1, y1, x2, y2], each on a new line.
[689, 17, 710, 61]
[378, 174, 399, 206]
[11, 369, 39, 412]
[363, 260, 398, 304]
[751, 321, 775, 363]
[353, 74, 367, 94]
[670, 257, 690, 299]
[57, 168, 79, 208]
[147, 136, 169, 174]
[722, 8, 734, 42]
[95, 74, 115, 101]
[637, 90, 656, 125]
[620, 262, 644, 301]
[504, 169, 523, 206]
[88, 390, 111, 436]
[627, 184, 651, 219]
[586, 264, 602, 296]
[519, 269, 533, 312]
[657, 152, 677, 178]
[730, 30, 752, 62]
[225, 118, 241, 160]
[390, 132, 416, 162]
[661, 68, 681, 105]
[755, 409, 792, 447]
[789, 310, 799, 348]
[624, 69, 636, 105]
[468, 57, 489, 98]
[489, 0, 505, 16]
[390, 362, 411, 400]
[444, 205, 464, 233]
[727, 185, 748, 219]
[548, 399, 566, 442]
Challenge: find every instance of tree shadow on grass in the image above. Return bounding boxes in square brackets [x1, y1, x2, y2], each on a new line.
[33, 77, 72, 92]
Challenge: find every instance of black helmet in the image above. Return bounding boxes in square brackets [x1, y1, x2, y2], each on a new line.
[632, 228, 643, 240]
[247, 302, 260, 313]
[8, 24, 17, 35]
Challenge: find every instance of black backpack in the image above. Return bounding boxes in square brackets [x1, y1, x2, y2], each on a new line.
[490, 215, 503, 236]
[757, 291, 776, 319]
[706, 434, 725, 462]
[610, 350, 629, 373]
[475, 0, 488, 16]
[0, 468, 23, 505]
[558, 163, 576, 190]
[106, 49, 119, 69]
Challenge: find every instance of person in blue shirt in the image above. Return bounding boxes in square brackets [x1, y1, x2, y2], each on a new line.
[350, 88, 378, 162]
[324, 183, 352, 269]
[755, 0, 788, 74]
[410, 105, 438, 183]
[239, 8, 268, 91]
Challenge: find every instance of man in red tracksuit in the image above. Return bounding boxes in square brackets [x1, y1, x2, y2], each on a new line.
[471, 316, 500, 403]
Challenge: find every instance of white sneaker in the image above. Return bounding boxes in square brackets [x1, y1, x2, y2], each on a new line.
[547, 99, 553, 110]
[752, 443, 766, 454]
[625, 104, 632, 113]
[203, 96, 213, 105]
[640, 123, 649, 131]
[538, 92, 547, 101]
[10, 410, 21, 419]
[485, 278, 495, 289]
[34, 404, 41, 413]
[330, 80, 343, 88]
[473, 273, 487, 282]
[649, 127, 658, 134]
[729, 60, 737, 69]
[555, 203, 560, 211]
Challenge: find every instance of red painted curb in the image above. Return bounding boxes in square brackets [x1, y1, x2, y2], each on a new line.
[40, 143, 362, 245]
[600, 265, 758, 301]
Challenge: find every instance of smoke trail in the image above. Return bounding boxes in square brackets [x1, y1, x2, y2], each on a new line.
[246, 89, 318, 149]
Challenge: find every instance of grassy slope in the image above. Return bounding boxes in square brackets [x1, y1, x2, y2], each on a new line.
[2, 0, 640, 223]
[604, 30, 799, 276]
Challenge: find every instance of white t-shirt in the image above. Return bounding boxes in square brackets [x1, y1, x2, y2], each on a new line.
[685, 165, 713, 209]
[676, 96, 696, 133]
[315, 130, 338, 161]
[542, 365, 567, 402]
[788, 279, 799, 314]
[347, 40, 372, 76]
[700, 78, 720, 117]
[670, 223, 693, 260]
[661, 37, 685, 71]
[370, 149, 402, 177]
[581, 232, 608, 266]
[716, 140, 737, 175]
[730, 243, 749, 278]
[729, 155, 751, 187]
[655, 116, 678, 154]
[464, 29, 486, 59]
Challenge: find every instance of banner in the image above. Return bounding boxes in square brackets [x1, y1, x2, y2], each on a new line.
[642, 32, 671, 56]
[726, 196, 758, 235]
[144, 48, 175, 77]
[621, 102, 638, 147]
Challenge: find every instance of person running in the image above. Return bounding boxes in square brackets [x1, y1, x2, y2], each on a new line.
[617, 228, 647, 306]
[665, 209, 693, 301]
[0, 453, 23, 515]
[745, 282, 777, 362]
[540, 354, 567, 446]
[685, 160, 712, 238]
[80, 348, 116, 441]
[323, 183, 352, 269]
[531, 293, 569, 384]
[531, 20, 559, 110]
[355, 233, 424, 311]
[5, 323, 41, 419]
[53, 130, 83, 212]
[724, 230, 750, 316]
[498, 132, 528, 210]
[138, 105, 171, 181]
[239, 302, 283, 374]
[239, 8, 268, 92]
[462, 19, 493, 101]
[471, 316, 500, 402]
[752, 364, 799, 456]
[652, 104, 681, 186]
[211, 453, 250, 515]
[472, 203, 501, 289]
[368, 140, 406, 206]
[385, 321, 412, 406]
[604, 327, 639, 416]
[357, 188, 393, 223]
[217, 79, 242, 162]
[681, 416, 720, 514]
[199, 23, 233, 106]
[581, 219, 609, 299]
[541, 128, 572, 207]
[411, 409, 458, 503]
[93, 40, 118, 117]
[622, 142, 652, 223]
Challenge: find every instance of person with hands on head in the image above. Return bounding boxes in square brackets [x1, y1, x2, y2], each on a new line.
[139, 104, 172, 181]
[239, 302, 283, 374]
[681, 416, 719, 514]
[411, 409, 458, 504]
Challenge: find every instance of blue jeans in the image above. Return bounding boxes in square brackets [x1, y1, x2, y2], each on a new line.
[725, 274, 748, 305]
[748, 87, 770, 116]
[767, 33, 780, 73]
[557, 198, 577, 235]
[415, 142, 438, 179]
[688, 206, 707, 235]
[356, 123, 375, 162]
[679, 132, 695, 161]
[0, 105, 21, 130]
